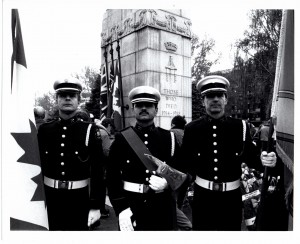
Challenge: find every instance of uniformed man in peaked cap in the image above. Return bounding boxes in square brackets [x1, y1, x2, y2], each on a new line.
[180, 75, 277, 230]
[38, 77, 104, 230]
[106, 85, 180, 230]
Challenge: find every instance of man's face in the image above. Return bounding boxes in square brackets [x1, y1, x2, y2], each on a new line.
[133, 102, 158, 124]
[203, 92, 227, 117]
[56, 92, 80, 114]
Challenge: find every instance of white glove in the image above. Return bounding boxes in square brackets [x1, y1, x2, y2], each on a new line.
[87, 209, 101, 227]
[119, 208, 135, 231]
[149, 174, 168, 192]
[260, 151, 277, 168]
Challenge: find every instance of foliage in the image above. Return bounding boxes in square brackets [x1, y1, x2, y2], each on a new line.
[232, 10, 282, 121]
[191, 34, 220, 83]
[35, 66, 100, 119]
[85, 74, 101, 118]
[73, 66, 100, 99]
[191, 34, 220, 120]
[35, 92, 58, 120]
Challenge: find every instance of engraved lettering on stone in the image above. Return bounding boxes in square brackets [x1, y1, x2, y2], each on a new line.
[166, 96, 177, 101]
[163, 89, 179, 96]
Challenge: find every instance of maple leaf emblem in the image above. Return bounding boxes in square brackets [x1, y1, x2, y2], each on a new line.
[11, 119, 46, 206]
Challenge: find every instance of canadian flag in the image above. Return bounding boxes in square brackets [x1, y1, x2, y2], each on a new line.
[8, 9, 48, 230]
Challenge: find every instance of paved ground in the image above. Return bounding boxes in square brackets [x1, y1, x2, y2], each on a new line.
[94, 196, 118, 231]
[93, 196, 247, 231]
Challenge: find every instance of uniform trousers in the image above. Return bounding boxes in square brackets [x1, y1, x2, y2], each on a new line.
[192, 184, 242, 231]
[125, 190, 177, 231]
[45, 186, 90, 231]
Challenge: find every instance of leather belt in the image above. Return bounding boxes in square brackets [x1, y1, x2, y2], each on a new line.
[123, 181, 150, 193]
[195, 176, 240, 192]
[44, 176, 88, 190]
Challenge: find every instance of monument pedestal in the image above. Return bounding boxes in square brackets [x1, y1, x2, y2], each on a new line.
[101, 9, 192, 129]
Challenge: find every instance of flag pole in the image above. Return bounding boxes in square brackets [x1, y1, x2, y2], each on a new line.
[116, 39, 126, 128]
[104, 44, 109, 118]
[107, 42, 114, 117]
[256, 117, 275, 230]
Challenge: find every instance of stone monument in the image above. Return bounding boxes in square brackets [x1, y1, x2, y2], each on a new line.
[101, 9, 192, 129]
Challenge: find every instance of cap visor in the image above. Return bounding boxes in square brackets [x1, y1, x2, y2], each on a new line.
[131, 98, 157, 103]
[56, 88, 80, 93]
[201, 88, 227, 95]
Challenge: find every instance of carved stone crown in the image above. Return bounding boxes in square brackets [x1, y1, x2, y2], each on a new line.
[164, 42, 177, 52]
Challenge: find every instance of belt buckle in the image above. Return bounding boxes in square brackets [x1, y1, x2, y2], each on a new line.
[58, 180, 68, 189]
[212, 182, 223, 191]
[143, 185, 150, 193]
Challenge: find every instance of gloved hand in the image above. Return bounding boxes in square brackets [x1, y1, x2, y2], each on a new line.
[119, 208, 136, 231]
[260, 151, 277, 168]
[87, 209, 101, 227]
[149, 174, 168, 192]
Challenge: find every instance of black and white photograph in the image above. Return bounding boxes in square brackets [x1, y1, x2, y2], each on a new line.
[1, 0, 297, 243]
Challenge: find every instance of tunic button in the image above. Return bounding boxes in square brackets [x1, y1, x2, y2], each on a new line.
[75, 151, 78, 154]
[61, 143, 65, 147]
[126, 160, 130, 163]
[45, 151, 48, 154]
[61, 162, 65, 166]
[236, 153, 238, 156]
[213, 125, 217, 129]
[213, 134, 217, 137]
[144, 141, 148, 145]
[214, 176, 218, 180]
[214, 167, 218, 171]
[60, 153, 64, 156]
[61, 172, 65, 176]
[214, 150, 217, 154]
[198, 153, 200, 156]
[144, 134, 148, 137]
[146, 170, 149, 173]
[63, 127, 67, 130]
[62, 135, 66, 138]
[214, 158, 218, 162]
[146, 178, 149, 181]
[213, 142, 217, 146]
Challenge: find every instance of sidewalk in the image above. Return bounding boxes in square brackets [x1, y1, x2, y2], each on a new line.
[93, 196, 248, 231]
[94, 196, 118, 231]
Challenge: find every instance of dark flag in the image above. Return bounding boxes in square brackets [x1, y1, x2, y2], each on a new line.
[112, 60, 123, 131]
[107, 61, 115, 117]
[9, 9, 48, 230]
[100, 64, 108, 122]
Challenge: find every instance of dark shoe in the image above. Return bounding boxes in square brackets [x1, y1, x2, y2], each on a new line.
[100, 208, 110, 218]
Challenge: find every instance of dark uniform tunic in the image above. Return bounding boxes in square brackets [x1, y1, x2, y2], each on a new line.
[107, 124, 179, 231]
[181, 115, 261, 230]
[38, 117, 104, 230]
